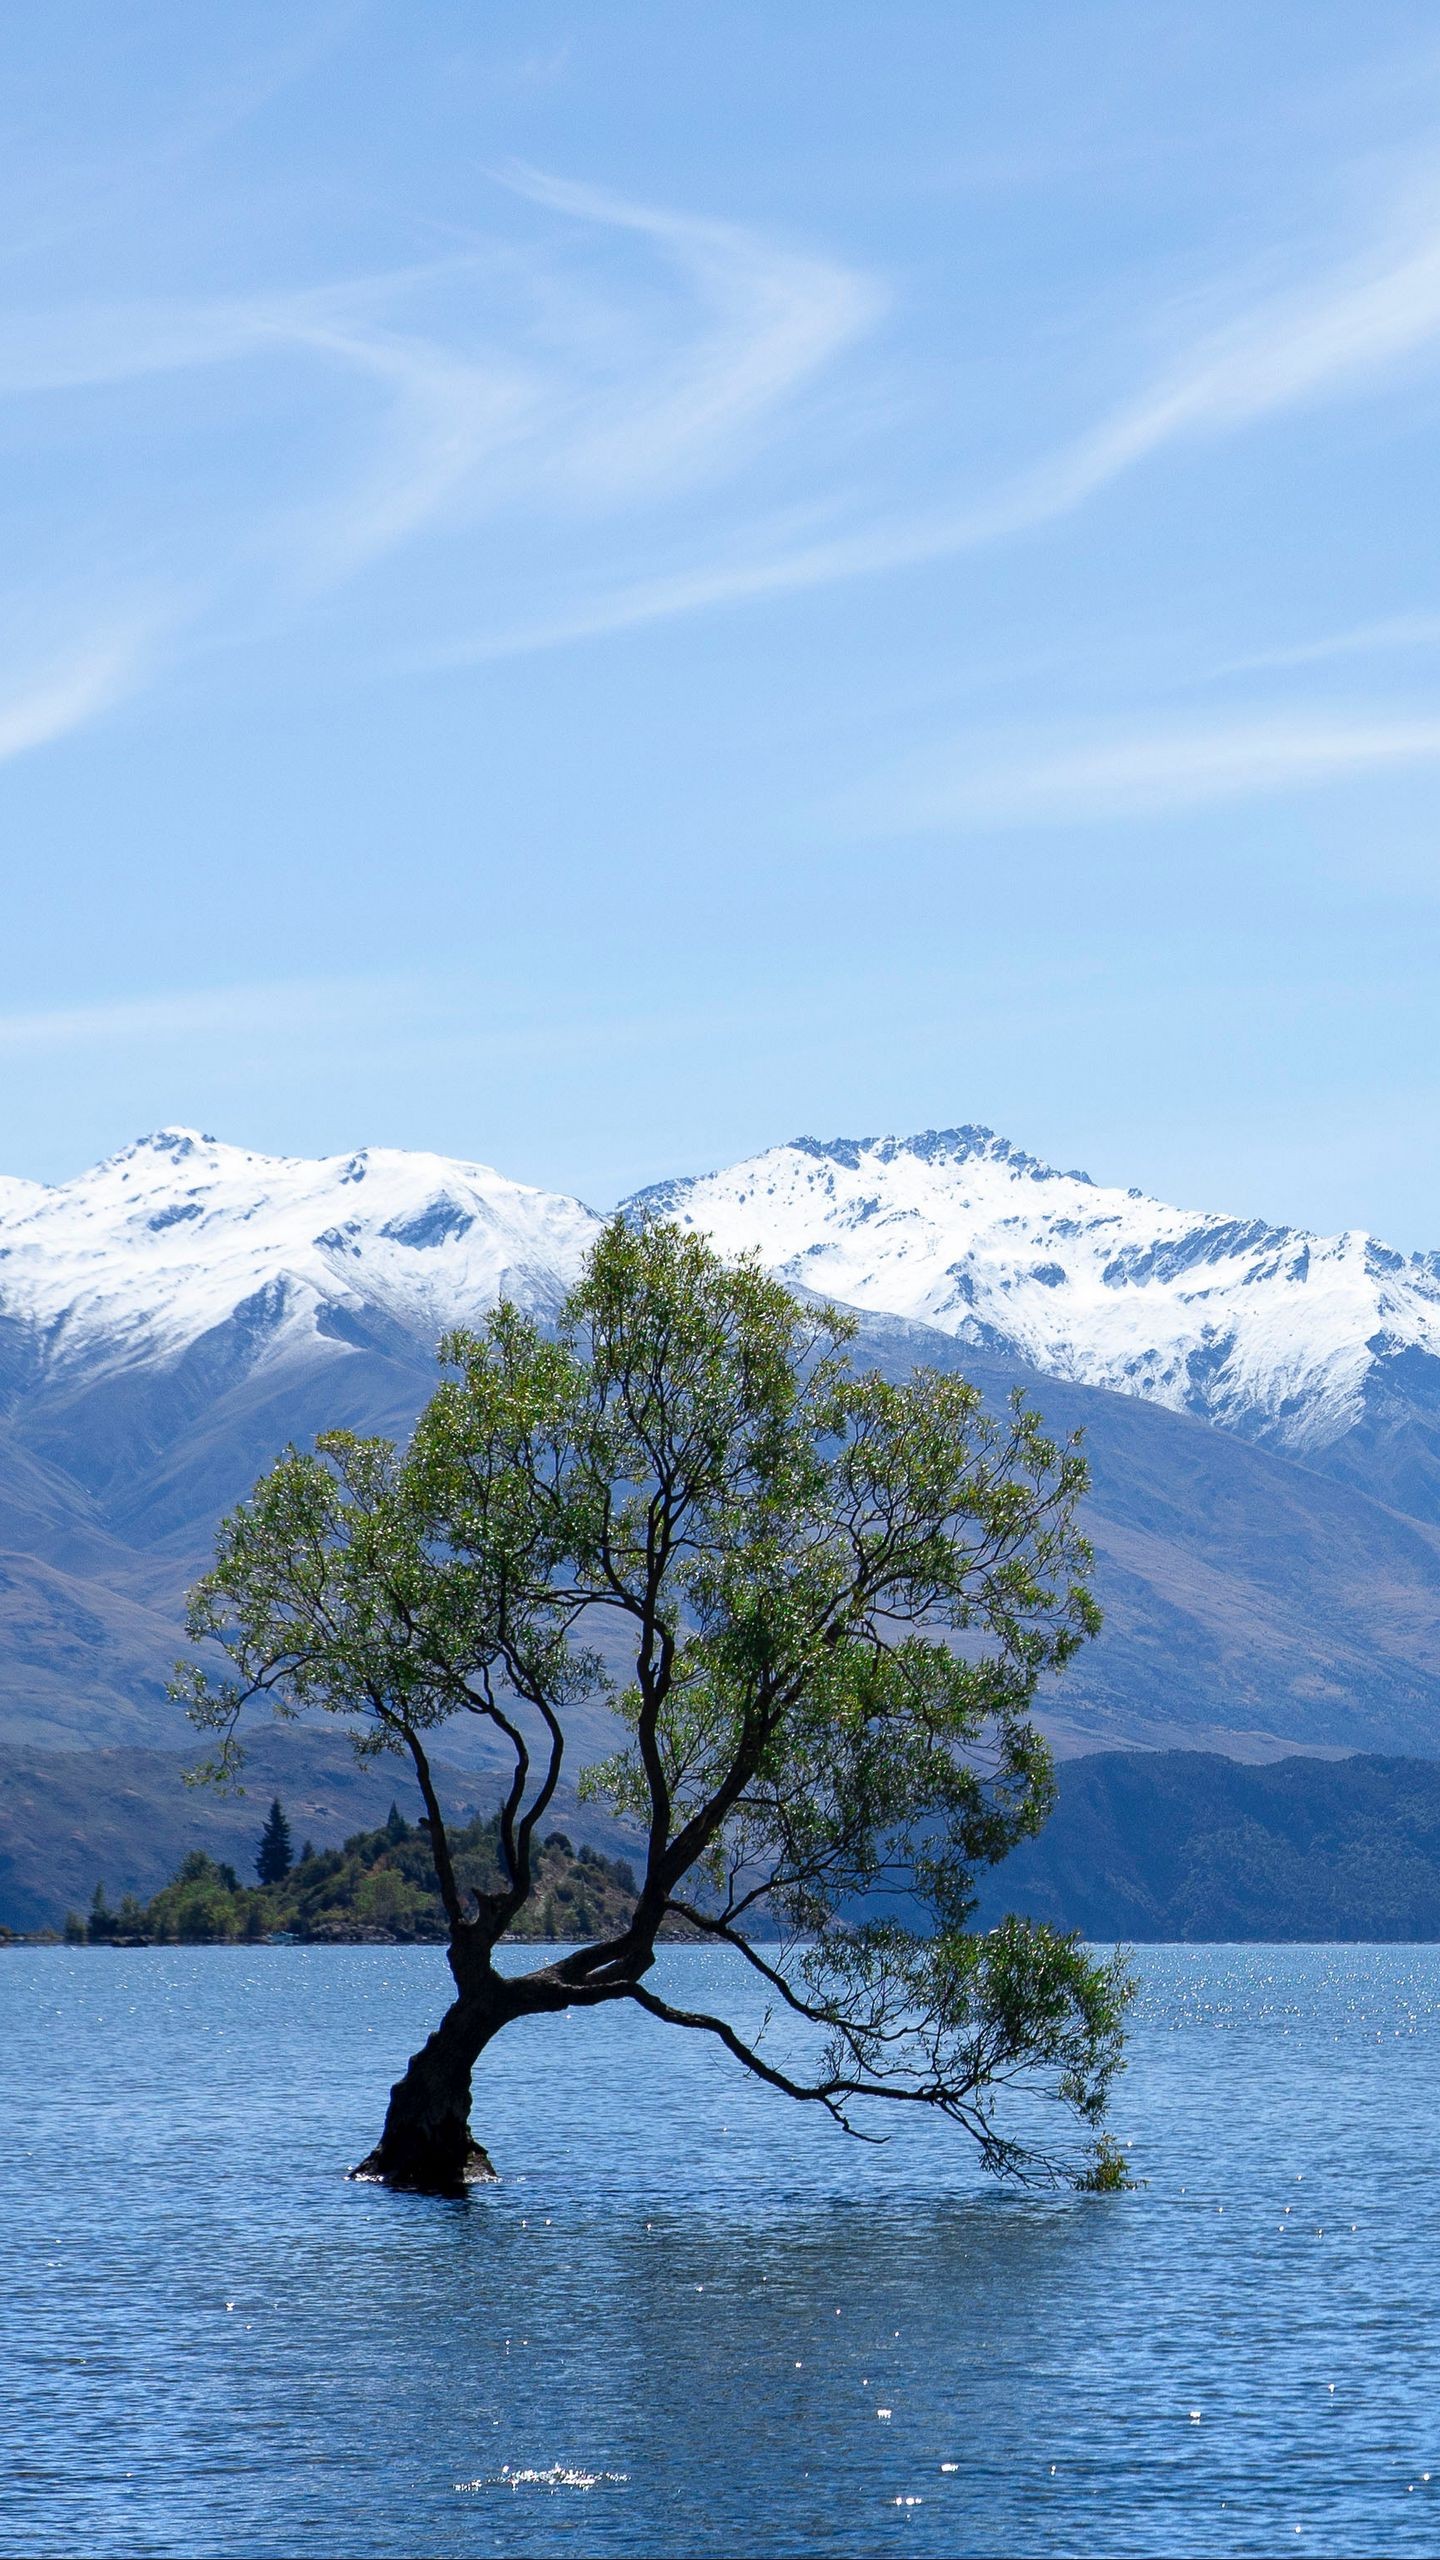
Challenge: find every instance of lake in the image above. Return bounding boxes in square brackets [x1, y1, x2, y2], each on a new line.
[4, 1943, 1440, 2557]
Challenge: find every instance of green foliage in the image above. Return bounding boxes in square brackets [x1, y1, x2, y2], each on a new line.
[1075, 2137, 1135, 2193]
[142, 1852, 247, 1943]
[176, 1216, 1125, 2182]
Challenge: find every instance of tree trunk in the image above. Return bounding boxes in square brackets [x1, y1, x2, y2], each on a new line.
[350, 1953, 508, 2193]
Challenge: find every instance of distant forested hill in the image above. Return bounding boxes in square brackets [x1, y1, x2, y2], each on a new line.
[0, 1732, 641, 1934]
[972, 1751, 1440, 1941]
[57, 1805, 649, 1947]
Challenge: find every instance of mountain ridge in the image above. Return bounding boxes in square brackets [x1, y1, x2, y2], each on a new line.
[8, 1118, 1440, 1485]
[3, 1116, 1440, 1766]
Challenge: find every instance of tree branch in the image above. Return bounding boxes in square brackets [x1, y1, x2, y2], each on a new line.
[623, 1980, 876, 2134]
[374, 1702, 466, 1934]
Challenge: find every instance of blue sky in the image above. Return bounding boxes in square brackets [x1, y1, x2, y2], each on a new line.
[6, 4, 1440, 1242]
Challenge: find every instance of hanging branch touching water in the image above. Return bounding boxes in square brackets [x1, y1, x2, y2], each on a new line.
[176, 1217, 1132, 2193]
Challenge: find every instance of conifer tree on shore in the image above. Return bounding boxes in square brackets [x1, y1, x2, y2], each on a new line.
[255, 1798, 293, 1886]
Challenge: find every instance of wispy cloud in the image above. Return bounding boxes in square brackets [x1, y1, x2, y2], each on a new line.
[0, 629, 156, 765]
[502, 169, 882, 498]
[944, 185, 1440, 542]
[1222, 610, 1440, 674]
[271, 311, 537, 580]
[442, 183, 1440, 661]
[14, 158, 1440, 740]
[0, 174, 880, 699]
[899, 711, 1440, 829]
[0, 261, 487, 400]
[423, 530, 886, 664]
[0, 8, 362, 269]
[0, 976, 409, 1054]
[1024, 203, 1440, 503]
[0, 265, 537, 583]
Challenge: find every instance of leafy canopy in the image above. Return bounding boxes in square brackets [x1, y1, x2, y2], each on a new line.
[178, 1217, 1131, 2181]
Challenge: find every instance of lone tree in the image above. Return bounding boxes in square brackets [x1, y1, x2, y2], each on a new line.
[177, 1220, 1130, 2194]
[255, 1797, 293, 1886]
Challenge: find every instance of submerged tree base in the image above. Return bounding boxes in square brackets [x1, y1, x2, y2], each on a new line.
[348, 2134, 499, 2193]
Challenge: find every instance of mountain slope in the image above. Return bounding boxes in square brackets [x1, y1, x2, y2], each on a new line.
[5, 1291, 1440, 1765]
[969, 1749, 1440, 1941]
[851, 1315, 1440, 1758]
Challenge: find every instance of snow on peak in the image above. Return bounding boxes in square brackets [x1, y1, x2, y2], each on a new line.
[0, 1134, 602, 1380]
[0, 1172, 48, 1220]
[5, 1119, 1439, 1455]
[625, 1129, 1440, 1449]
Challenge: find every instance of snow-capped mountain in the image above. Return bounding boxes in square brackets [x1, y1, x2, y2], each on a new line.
[0, 1127, 601, 1385]
[4, 1117, 1440, 1483]
[629, 1126, 1440, 1461]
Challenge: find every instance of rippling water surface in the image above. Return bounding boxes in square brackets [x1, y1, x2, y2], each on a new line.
[5, 1943, 1440, 2556]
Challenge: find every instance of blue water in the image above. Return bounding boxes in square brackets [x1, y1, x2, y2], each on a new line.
[3, 1946, 1440, 2557]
